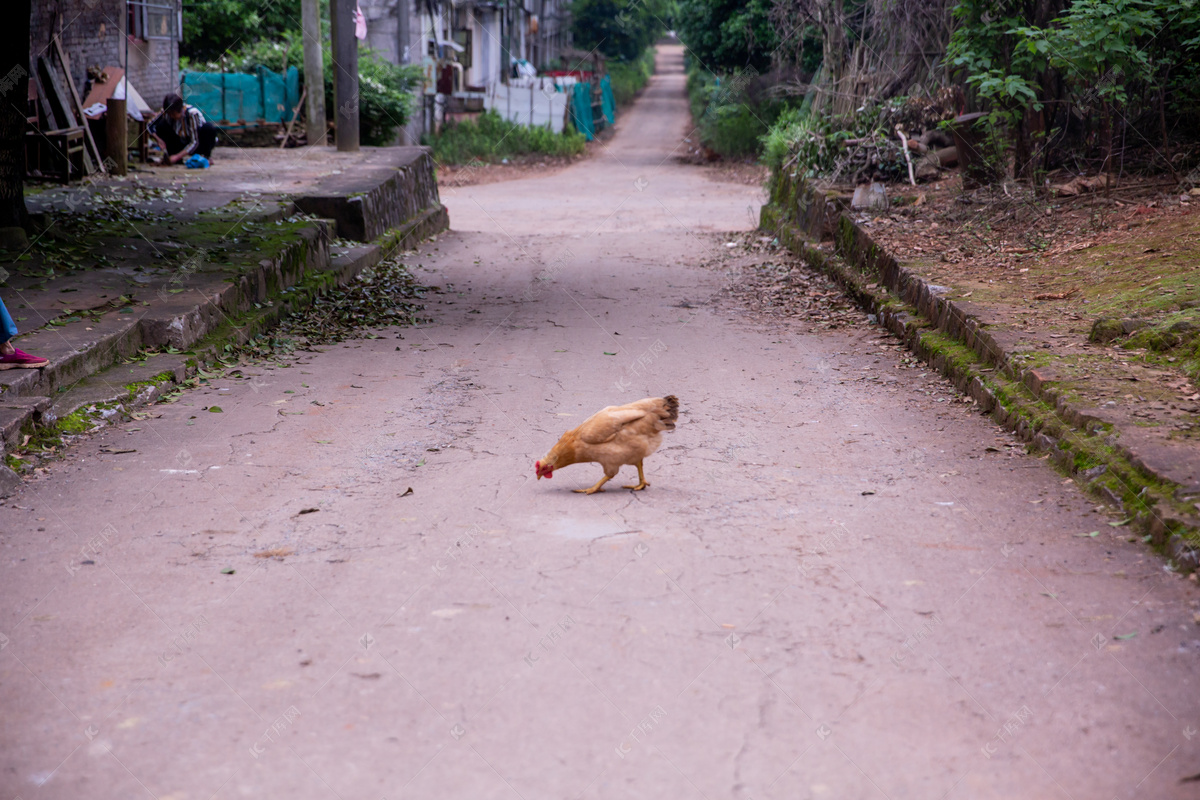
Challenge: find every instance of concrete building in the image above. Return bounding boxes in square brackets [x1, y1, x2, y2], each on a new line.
[357, 0, 572, 137]
[30, 0, 181, 112]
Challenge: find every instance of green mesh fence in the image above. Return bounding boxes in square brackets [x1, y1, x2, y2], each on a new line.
[181, 66, 301, 126]
[571, 82, 594, 141]
[600, 76, 615, 126]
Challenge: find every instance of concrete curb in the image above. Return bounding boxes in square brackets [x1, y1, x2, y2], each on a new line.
[762, 179, 1200, 573]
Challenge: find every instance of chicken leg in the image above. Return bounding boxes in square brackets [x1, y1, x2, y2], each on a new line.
[622, 461, 650, 491]
[573, 475, 612, 494]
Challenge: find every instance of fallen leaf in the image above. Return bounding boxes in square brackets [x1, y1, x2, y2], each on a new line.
[100, 447, 137, 454]
[1040, 592, 1057, 599]
[1076, 531, 1100, 538]
[298, 507, 320, 514]
[220, 567, 236, 575]
[400, 487, 414, 497]
[861, 490, 875, 496]
[1109, 518, 1131, 527]
[1114, 631, 1137, 640]
[255, 547, 294, 559]
[1033, 290, 1076, 301]
[208, 406, 223, 413]
[603, 351, 617, 356]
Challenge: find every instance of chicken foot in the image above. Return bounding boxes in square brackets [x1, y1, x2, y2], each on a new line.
[573, 475, 612, 494]
[622, 461, 650, 491]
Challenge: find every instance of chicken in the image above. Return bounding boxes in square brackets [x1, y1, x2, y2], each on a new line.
[535, 396, 679, 494]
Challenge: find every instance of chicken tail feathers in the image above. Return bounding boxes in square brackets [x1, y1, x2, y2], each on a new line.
[662, 395, 679, 429]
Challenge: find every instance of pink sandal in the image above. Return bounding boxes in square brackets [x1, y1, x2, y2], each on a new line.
[0, 347, 49, 369]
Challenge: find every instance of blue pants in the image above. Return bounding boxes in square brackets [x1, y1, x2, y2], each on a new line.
[0, 298, 15, 344]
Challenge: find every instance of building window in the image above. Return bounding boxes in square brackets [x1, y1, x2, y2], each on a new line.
[127, 1, 177, 41]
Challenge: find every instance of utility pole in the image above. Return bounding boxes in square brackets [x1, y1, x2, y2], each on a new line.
[330, 0, 360, 151]
[397, 0, 412, 64]
[301, 0, 327, 145]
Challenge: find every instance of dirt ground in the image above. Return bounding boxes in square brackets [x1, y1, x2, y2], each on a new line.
[3, 46, 1200, 800]
[852, 177, 1200, 472]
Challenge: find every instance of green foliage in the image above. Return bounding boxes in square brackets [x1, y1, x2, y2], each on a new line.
[183, 28, 305, 73]
[761, 106, 905, 180]
[571, 0, 669, 62]
[336, 51, 423, 146]
[423, 110, 587, 164]
[607, 47, 656, 106]
[947, 0, 1200, 176]
[761, 106, 814, 171]
[687, 66, 790, 158]
[181, 0, 301, 64]
[676, 0, 776, 73]
[1013, 0, 1161, 108]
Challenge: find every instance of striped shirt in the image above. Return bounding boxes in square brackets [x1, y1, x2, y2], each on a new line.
[155, 105, 208, 155]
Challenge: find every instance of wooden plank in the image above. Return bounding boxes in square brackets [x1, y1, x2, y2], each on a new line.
[52, 37, 104, 174]
[37, 56, 73, 130]
[36, 55, 95, 176]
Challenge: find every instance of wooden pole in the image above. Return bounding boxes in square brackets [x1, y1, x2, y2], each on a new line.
[280, 87, 307, 148]
[330, 0, 359, 151]
[105, 97, 127, 175]
[301, 0, 327, 145]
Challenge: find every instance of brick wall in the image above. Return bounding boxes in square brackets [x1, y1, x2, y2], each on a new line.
[30, 0, 179, 115]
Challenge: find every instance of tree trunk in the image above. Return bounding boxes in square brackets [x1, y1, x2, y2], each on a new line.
[0, 0, 32, 231]
[301, 0, 328, 146]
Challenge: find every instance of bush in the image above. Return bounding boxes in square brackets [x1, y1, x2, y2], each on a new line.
[687, 66, 790, 159]
[607, 47, 656, 106]
[423, 111, 587, 164]
[760, 104, 908, 183]
[333, 51, 423, 146]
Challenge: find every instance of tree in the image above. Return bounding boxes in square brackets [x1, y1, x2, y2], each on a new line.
[0, 0, 31, 234]
[181, 0, 302, 64]
[676, 0, 777, 73]
[571, 0, 669, 63]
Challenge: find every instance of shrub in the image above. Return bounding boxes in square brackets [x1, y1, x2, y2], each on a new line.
[687, 65, 791, 159]
[423, 110, 587, 164]
[608, 47, 656, 106]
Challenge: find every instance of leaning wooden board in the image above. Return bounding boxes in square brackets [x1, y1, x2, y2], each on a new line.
[53, 37, 104, 173]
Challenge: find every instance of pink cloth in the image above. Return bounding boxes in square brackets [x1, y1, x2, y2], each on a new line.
[354, 2, 367, 40]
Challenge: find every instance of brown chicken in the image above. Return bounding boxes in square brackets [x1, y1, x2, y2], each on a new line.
[535, 396, 679, 494]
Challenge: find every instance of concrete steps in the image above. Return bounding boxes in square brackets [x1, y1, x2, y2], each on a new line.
[2, 147, 449, 495]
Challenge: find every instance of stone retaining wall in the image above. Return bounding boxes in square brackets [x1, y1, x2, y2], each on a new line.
[762, 173, 1200, 573]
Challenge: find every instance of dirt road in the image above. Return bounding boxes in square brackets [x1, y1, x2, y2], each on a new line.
[2, 45, 1199, 800]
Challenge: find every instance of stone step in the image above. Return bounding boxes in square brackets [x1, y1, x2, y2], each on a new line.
[0, 219, 330, 402]
[47, 354, 190, 423]
[0, 395, 51, 449]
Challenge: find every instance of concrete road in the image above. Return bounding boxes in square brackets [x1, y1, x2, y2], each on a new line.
[3, 45, 1199, 800]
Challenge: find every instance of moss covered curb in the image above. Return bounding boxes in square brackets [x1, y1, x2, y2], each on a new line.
[762, 180, 1200, 573]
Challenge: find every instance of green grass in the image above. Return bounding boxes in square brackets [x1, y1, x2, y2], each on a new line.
[423, 110, 586, 165]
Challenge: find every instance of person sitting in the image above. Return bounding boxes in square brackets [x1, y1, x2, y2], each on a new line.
[149, 94, 218, 165]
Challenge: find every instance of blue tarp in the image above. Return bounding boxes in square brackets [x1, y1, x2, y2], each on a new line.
[181, 66, 301, 126]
